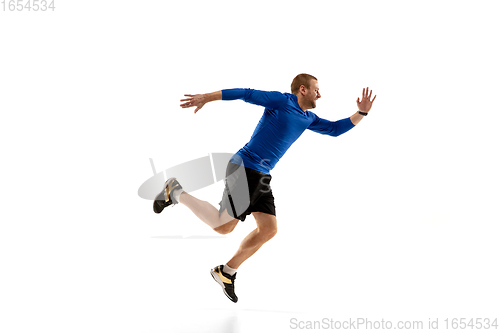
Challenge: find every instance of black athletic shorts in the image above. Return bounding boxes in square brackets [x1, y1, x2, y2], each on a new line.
[218, 162, 276, 221]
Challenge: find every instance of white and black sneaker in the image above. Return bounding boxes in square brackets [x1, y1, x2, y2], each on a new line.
[210, 265, 238, 303]
[153, 177, 183, 214]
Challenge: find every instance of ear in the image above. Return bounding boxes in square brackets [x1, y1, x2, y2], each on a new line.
[299, 85, 307, 95]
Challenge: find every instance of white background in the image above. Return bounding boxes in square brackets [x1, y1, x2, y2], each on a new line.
[1, 0, 499, 332]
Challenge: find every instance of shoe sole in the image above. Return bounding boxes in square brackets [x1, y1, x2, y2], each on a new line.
[210, 269, 237, 303]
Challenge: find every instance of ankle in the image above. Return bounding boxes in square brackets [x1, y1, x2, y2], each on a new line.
[175, 189, 185, 204]
[223, 264, 238, 276]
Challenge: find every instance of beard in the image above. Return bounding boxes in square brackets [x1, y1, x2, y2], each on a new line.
[310, 99, 317, 109]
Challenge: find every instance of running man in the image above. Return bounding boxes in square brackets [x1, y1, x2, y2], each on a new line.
[153, 74, 376, 302]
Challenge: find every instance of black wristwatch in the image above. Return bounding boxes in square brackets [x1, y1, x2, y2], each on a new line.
[358, 110, 368, 116]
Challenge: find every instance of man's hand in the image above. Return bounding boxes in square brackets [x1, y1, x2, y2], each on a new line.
[180, 91, 222, 113]
[356, 87, 377, 113]
[180, 94, 207, 113]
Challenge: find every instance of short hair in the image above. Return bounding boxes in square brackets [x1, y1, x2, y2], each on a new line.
[291, 73, 318, 94]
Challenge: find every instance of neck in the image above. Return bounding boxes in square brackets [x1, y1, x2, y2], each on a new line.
[295, 94, 308, 112]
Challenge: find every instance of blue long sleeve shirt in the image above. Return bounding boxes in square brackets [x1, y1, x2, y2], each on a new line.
[222, 88, 355, 174]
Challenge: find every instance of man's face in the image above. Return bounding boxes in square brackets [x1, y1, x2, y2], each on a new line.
[305, 79, 321, 109]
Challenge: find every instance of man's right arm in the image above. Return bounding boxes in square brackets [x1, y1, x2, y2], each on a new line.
[222, 88, 287, 109]
[180, 91, 222, 113]
[181, 89, 287, 113]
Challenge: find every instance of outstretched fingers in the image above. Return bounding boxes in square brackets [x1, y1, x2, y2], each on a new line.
[180, 94, 194, 108]
[362, 87, 369, 99]
[361, 87, 377, 102]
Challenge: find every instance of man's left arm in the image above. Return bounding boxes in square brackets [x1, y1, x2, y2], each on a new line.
[308, 115, 355, 137]
[308, 87, 377, 136]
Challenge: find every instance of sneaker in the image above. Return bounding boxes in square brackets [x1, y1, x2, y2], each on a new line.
[210, 265, 238, 303]
[153, 177, 183, 214]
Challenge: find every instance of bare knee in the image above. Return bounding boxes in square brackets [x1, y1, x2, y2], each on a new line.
[214, 225, 233, 235]
[259, 225, 277, 242]
[214, 219, 238, 235]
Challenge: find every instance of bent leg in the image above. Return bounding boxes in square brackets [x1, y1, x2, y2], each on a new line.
[226, 212, 277, 269]
[179, 192, 238, 233]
